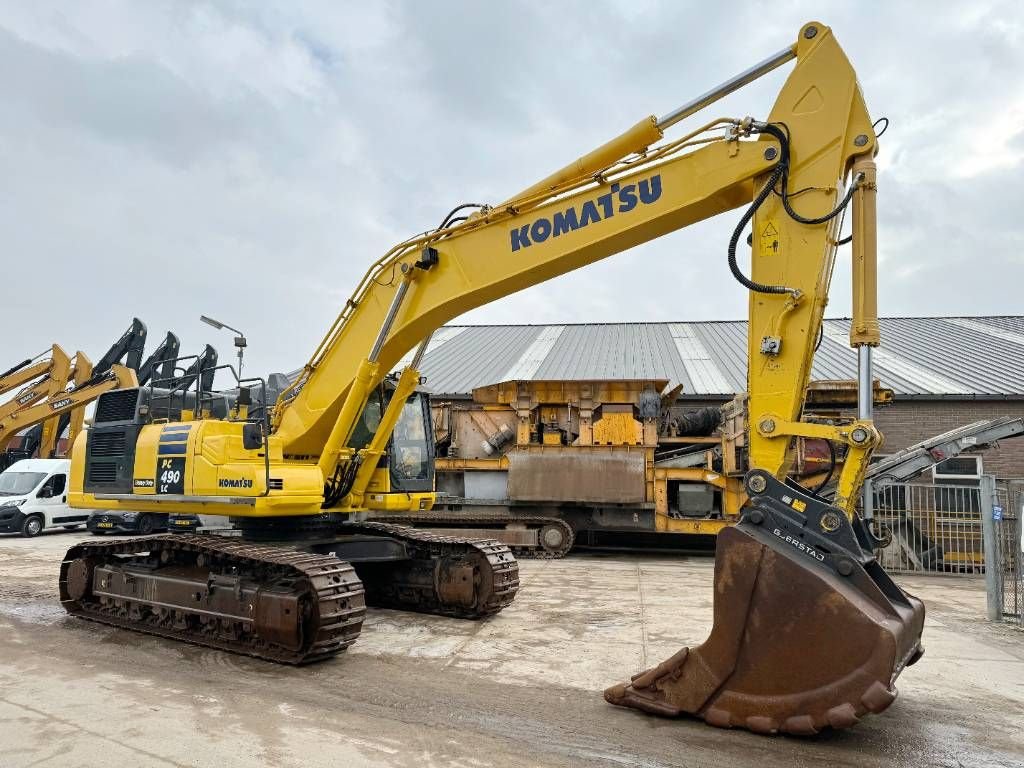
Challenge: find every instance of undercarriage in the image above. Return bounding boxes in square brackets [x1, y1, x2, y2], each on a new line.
[60, 521, 519, 664]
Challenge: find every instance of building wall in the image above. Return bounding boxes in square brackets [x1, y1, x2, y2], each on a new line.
[870, 400, 1024, 480]
[674, 397, 1024, 481]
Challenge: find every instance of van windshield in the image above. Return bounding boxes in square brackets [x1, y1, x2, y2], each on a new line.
[0, 471, 46, 496]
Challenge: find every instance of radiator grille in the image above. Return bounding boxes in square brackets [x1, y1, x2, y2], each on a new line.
[87, 462, 117, 484]
[90, 431, 127, 457]
[95, 390, 138, 424]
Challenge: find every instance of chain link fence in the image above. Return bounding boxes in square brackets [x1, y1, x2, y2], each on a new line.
[993, 481, 1022, 627]
[869, 477, 1022, 628]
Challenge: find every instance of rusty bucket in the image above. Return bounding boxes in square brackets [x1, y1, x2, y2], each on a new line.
[605, 470, 925, 735]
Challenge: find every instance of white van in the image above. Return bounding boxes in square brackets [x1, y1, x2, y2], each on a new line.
[0, 457, 200, 537]
[0, 458, 89, 537]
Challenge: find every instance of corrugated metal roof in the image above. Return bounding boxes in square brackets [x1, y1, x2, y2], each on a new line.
[406, 316, 1024, 399]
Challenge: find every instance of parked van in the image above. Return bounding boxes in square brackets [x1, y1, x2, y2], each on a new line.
[0, 459, 90, 537]
[0, 458, 199, 537]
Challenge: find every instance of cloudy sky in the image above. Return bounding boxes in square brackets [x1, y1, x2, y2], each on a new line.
[2, 1, 1021, 380]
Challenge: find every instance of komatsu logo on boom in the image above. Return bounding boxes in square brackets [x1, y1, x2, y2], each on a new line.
[510, 174, 662, 252]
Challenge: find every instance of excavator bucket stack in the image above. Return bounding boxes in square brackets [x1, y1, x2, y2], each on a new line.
[605, 470, 925, 735]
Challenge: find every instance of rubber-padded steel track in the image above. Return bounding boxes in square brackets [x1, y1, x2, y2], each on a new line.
[366, 511, 574, 558]
[341, 521, 520, 616]
[60, 534, 366, 664]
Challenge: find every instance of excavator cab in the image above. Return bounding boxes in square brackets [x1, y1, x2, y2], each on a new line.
[349, 380, 435, 495]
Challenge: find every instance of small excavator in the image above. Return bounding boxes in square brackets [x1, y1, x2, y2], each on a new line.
[60, 22, 923, 735]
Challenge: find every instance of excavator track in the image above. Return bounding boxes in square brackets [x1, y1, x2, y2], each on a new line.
[59, 534, 366, 664]
[366, 511, 574, 558]
[340, 521, 521, 616]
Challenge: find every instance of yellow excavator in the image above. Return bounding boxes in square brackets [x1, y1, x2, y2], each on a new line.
[60, 22, 923, 735]
[0, 355, 138, 459]
[0, 319, 167, 467]
[0, 344, 135, 466]
[0, 345, 74, 434]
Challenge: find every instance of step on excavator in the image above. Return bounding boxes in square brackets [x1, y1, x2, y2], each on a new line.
[60, 21, 923, 735]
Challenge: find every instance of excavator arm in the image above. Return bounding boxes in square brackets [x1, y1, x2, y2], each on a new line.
[0, 345, 73, 446]
[37, 353, 94, 458]
[86, 317, 147, 382]
[0, 364, 138, 449]
[274, 22, 878, 520]
[0, 347, 65, 399]
[136, 331, 181, 386]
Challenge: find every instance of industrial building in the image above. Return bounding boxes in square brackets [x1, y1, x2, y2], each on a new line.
[413, 315, 1024, 481]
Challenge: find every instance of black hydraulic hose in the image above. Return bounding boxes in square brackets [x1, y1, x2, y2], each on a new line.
[757, 122, 859, 226]
[727, 162, 792, 295]
[781, 170, 859, 226]
[728, 121, 861, 295]
[437, 203, 486, 230]
[323, 456, 361, 508]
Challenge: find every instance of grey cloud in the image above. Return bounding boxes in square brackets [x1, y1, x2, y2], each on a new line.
[1, 1, 1022, 381]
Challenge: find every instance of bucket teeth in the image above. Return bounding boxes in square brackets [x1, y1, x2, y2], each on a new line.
[604, 471, 925, 736]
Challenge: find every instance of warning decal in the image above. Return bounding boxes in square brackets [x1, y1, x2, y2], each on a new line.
[760, 220, 780, 256]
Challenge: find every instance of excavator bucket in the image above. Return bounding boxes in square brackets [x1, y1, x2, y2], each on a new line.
[605, 470, 925, 735]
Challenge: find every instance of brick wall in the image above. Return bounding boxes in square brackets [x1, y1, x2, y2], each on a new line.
[869, 400, 1024, 480]
[675, 397, 1024, 481]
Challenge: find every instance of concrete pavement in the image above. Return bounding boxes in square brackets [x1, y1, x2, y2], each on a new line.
[0, 530, 1021, 767]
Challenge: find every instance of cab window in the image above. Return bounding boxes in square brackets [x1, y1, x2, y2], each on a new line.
[389, 393, 434, 491]
[39, 473, 66, 498]
[348, 387, 384, 451]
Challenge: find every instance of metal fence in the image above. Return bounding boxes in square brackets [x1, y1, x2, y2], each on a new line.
[869, 477, 1023, 628]
[993, 481, 1023, 626]
[872, 481, 988, 575]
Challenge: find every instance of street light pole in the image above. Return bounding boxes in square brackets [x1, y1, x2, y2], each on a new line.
[200, 315, 247, 382]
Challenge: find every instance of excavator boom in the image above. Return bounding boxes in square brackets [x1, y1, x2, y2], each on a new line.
[136, 332, 181, 386]
[0, 364, 138, 450]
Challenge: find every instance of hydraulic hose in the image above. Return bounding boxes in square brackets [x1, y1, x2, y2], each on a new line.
[728, 121, 861, 295]
[727, 162, 791, 294]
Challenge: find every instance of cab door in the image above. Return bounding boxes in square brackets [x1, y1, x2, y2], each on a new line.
[36, 472, 86, 528]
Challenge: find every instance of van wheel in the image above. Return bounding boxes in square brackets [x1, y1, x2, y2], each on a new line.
[136, 514, 155, 535]
[21, 515, 44, 538]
